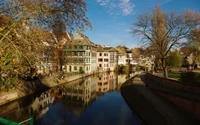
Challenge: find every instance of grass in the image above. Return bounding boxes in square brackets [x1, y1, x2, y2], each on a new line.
[168, 71, 181, 80]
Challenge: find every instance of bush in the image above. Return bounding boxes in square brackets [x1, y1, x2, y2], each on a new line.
[117, 65, 126, 74]
[179, 72, 200, 85]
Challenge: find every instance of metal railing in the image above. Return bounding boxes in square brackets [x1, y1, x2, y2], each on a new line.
[0, 116, 33, 125]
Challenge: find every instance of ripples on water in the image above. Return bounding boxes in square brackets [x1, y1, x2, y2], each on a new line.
[0, 72, 142, 125]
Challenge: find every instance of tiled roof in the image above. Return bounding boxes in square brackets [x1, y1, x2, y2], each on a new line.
[64, 30, 97, 47]
[97, 44, 104, 52]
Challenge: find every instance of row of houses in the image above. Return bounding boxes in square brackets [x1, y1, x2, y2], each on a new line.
[37, 30, 155, 74]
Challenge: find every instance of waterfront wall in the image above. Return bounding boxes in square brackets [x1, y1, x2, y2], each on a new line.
[155, 91, 200, 119]
[0, 92, 18, 105]
[143, 73, 200, 119]
[0, 73, 93, 106]
[143, 73, 200, 101]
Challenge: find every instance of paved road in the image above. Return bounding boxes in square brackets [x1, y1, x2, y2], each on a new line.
[121, 74, 200, 125]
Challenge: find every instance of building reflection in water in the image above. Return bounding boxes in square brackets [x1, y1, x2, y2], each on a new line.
[33, 72, 120, 119]
[0, 72, 132, 124]
[96, 72, 118, 93]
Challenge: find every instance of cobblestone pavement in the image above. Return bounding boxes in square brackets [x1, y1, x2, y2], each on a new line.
[121, 74, 200, 125]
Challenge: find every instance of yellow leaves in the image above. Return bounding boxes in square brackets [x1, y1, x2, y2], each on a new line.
[0, 27, 3, 31]
[184, 9, 200, 24]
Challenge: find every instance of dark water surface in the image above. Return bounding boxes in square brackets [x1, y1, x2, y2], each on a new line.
[0, 72, 142, 125]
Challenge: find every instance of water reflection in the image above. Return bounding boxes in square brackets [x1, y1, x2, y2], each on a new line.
[0, 72, 142, 125]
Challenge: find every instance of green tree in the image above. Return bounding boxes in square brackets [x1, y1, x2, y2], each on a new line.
[131, 4, 200, 78]
[167, 51, 182, 68]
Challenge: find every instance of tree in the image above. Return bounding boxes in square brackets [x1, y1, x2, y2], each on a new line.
[0, 0, 92, 89]
[186, 28, 200, 68]
[180, 46, 195, 56]
[132, 47, 144, 58]
[167, 51, 182, 68]
[131, 4, 200, 78]
[0, 0, 91, 71]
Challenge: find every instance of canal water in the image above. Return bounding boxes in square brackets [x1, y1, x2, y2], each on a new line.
[0, 72, 142, 125]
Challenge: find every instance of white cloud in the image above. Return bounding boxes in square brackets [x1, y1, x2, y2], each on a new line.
[96, 0, 135, 16]
[161, 0, 173, 5]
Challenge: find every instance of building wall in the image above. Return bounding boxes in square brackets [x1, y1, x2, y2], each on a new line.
[97, 52, 110, 71]
[64, 31, 97, 74]
[118, 55, 126, 65]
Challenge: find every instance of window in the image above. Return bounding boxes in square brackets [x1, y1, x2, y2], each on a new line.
[86, 46, 90, 50]
[104, 59, 109, 62]
[79, 46, 83, 49]
[74, 46, 77, 49]
[98, 82, 102, 85]
[74, 66, 77, 70]
[99, 53, 102, 56]
[69, 46, 72, 49]
[75, 52, 78, 56]
[79, 67, 83, 71]
[99, 64, 102, 67]
[80, 52, 83, 56]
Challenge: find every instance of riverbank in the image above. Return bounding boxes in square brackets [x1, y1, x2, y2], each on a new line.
[0, 73, 92, 106]
[121, 74, 200, 125]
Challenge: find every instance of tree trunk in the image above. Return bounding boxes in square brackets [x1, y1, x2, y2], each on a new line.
[192, 51, 198, 71]
[161, 57, 168, 78]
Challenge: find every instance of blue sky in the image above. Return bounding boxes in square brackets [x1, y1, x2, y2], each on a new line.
[83, 0, 200, 48]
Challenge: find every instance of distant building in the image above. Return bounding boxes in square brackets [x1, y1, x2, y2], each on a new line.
[96, 45, 118, 72]
[115, 45, 132, 65]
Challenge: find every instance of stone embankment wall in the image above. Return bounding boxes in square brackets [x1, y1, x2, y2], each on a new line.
[0, 73, 92, 106]
[0, 92, 18, 105]
[143, 73, 200, 119]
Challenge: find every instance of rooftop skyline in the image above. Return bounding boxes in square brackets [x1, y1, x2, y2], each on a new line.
[83, 0, 200, 48]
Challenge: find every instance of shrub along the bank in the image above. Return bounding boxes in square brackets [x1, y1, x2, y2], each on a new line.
[179, 72, 200, 85]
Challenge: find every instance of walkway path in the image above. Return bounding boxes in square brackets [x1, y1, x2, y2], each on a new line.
[121, 73, 200, 125]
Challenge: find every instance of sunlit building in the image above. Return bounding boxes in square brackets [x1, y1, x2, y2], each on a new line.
[96, 45, 118, 72]
[63, 30, 97, 74]
[115, 45, 132, 65]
